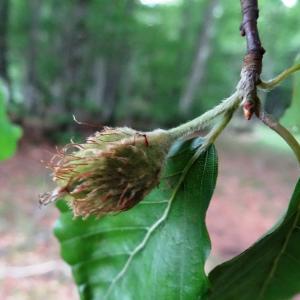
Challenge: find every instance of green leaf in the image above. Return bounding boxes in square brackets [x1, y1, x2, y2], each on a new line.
[206, 178, 300, 300]
[54, 137, 218, 300]
[0, 83, 22, 161]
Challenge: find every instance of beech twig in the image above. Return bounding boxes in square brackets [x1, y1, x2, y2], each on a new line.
[238, 0, 265, 120]
[169, 92, 240, 139]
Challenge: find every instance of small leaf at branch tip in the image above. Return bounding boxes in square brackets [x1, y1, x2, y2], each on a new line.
[40, 126, 174, 218]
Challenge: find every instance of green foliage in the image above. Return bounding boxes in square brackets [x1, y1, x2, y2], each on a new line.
[206, 178, 300, 300]
[0, 83, 21, 161]
[55, 137, 218, 299]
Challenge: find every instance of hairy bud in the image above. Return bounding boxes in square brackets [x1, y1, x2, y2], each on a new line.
[40, 127, 173, 218]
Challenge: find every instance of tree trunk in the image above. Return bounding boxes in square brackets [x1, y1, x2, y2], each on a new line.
[176, 0, 194, 70]
[101, 55, 128, 124]
[178, 0, 219, 115]
[24, 0, 41, 114]
[0, 0, 10, 85]
[62, 0, 89, 112]
[100, 0, 135, 125]
[88, 57, 106, 108]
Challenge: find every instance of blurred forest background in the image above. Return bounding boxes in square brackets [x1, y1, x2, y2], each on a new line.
[1, 0, 300, 138]
[1, 0, 300, 299]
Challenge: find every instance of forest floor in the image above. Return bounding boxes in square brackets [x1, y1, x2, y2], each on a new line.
[0, 126, 299, 299]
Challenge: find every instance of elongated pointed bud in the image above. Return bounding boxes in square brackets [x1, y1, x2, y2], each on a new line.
[243, 100, 255, 120]
[40, 127, 174, 218]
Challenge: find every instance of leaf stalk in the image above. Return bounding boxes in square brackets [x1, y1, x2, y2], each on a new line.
[169, 92, 240, 140]
[259, 63, 300, 90]
[258, 111, 300, 166]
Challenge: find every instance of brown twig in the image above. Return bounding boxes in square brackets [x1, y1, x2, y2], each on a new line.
[239, 0, 265, 120]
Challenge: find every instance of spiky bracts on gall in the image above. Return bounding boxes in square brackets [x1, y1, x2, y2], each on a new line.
[39, 127, 173, 218]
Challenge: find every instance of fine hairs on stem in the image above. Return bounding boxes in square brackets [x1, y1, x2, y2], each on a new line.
[169, 92, 240, 140]
[168, 0, 300, 153]
[166, 58, 300, 164]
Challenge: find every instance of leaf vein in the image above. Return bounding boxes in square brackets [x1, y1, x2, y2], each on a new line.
[104, 144, 211, 299]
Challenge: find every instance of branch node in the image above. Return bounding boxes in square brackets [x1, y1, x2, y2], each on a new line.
[239, 0, 265, 120]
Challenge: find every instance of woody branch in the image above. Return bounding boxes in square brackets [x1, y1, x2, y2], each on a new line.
[238, 0, 265, 120]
